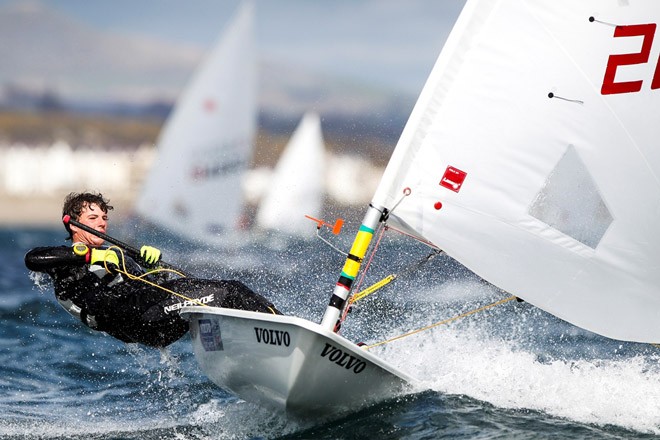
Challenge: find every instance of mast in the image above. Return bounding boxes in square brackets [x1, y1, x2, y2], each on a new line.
[320, 204, 385, 331]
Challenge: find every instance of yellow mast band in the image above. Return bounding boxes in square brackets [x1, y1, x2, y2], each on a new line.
[340, 227, 374, 278]
[349, 230, 373, 257]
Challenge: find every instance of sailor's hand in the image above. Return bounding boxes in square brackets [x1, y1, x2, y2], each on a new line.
[140, 245, 161, 265]
[90, 248, 119, 273]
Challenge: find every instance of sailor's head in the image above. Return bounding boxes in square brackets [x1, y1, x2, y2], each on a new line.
[62, 192, 114, 246]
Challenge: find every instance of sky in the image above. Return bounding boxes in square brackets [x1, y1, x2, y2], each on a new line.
[5, 0, 466, 96]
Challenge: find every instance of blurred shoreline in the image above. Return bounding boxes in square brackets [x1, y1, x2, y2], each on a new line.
[0, 110, 390, 229]
[0, 192, 134, 227]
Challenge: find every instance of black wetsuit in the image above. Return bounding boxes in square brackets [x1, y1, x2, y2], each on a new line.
[25, 246, 279, 348]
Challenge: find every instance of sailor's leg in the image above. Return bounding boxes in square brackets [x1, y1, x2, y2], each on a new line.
[122, 278, 280, 348]
[159, 278, 281, 314]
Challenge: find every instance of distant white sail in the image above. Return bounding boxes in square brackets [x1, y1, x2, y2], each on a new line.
[372, 1, 660, 342]
[136, 1, 256, 243]
[255, 112, 325, 237]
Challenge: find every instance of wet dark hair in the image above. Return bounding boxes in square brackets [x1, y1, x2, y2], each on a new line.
[62, 192, 114, 239]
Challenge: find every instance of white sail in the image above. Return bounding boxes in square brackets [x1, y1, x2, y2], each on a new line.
[135, 1, 256, 244]
[255, 112, 325, 237]
[372, 0, 660, 343]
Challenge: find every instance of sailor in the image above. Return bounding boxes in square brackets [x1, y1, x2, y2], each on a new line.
[25, 192, 279, 348]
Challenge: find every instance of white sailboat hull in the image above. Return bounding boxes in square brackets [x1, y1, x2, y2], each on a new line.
[180, 306, 414, 415]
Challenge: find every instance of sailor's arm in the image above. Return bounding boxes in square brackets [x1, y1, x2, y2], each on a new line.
[25, 244, 119, 273]
[25, 246, 87, 272]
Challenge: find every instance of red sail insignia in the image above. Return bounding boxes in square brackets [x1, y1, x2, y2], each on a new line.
[439, 166, 467, 192]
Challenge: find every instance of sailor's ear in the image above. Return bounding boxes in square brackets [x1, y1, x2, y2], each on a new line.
[68, 223, 83, 241]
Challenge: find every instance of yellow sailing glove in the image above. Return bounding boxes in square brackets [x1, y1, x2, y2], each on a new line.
[140, 245, 161, 265]
[90, 248, 119, 272]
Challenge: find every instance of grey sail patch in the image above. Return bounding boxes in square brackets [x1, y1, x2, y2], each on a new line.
[529, 145, 612, 249]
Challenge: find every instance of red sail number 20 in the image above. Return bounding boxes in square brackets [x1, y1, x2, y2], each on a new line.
[601, 23, 660, 95]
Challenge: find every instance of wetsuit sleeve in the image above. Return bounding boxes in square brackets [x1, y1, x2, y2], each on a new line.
[25, 246, 87, 272]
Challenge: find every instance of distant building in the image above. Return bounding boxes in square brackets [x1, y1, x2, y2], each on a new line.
[0, 141, 154, 197]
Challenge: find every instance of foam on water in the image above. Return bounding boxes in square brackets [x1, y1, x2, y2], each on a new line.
[184, 399, 305, 439]
[374, 300, 660, 434]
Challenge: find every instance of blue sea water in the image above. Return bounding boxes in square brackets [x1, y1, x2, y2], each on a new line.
[2, 225, 660, 439]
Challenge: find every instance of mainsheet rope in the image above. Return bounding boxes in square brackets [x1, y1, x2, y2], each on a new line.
[362, 295, 660, 350]
[103, 246, 211, 307]
[362, 295, 519, 349]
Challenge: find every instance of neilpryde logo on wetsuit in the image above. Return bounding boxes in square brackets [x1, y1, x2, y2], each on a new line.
[163, 294, 215, 314]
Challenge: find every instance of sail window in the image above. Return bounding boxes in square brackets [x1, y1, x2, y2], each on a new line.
[529, 145, 612, 249]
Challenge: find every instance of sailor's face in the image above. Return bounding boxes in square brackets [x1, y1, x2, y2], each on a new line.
[71, 203, 108, 247]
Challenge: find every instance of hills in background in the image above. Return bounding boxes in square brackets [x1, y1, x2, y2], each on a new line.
[0, 1, 419, 164]
[0, 2, 201, 103]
